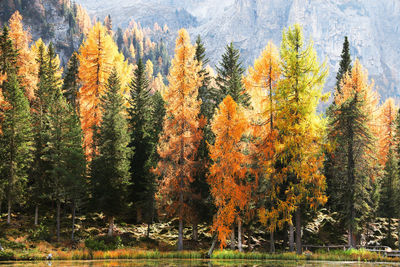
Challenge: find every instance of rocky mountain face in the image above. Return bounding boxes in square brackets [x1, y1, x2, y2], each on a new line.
[1, 0, 87, 66]
[76, 0, 400, 99]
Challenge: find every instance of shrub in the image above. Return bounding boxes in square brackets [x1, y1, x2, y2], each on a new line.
[85, 236, 124, 251]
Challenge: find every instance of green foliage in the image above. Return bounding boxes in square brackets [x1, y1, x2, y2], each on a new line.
[128, 58, 154, 223]
[85, 236, 123, 251]
[29, 223, 50, 241]
[90, 69, 131, 219]
[335, 36, 352, 94]
[216, 42, 250, 107]
[63, 52, 80, 111]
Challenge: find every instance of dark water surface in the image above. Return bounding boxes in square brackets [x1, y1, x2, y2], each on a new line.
[1, 259, 400, 267]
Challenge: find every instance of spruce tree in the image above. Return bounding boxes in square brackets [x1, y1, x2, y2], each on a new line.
[91, 69, 130, 236]
[216, 42, 249, 106]
[335, 36, 352, 94]
[0, 26, 33, 224]
[0, 72, 33, 224]
[192, 35, 215, 239]
[127, 58, 153, 225]
[327, 60, 377, 247]
[63, 52, 80, 112]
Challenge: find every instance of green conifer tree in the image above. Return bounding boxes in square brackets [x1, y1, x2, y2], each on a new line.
[91, 69, 130, 236]
[128, 58, 153, 225]
[63, 52, 80, 112]
[216, 42, 249, 106]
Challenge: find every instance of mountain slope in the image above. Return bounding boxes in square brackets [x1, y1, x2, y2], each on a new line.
[76, 0, 400, 99]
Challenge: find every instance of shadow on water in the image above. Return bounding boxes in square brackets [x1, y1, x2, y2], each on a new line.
[1, 259, 400, 267]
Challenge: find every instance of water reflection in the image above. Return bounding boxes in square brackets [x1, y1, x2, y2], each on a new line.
[0, 259, 400, 267]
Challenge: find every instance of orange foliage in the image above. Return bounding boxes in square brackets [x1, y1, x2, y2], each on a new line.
[8, 11, 38, 101]
[155, 29, 203, 223]
[378, 98, 398, 166]
[78, 22, 132, 155]
[76, 4, 92, 35]
[208, 95, 252, 248]
[243, 42, 281, 232]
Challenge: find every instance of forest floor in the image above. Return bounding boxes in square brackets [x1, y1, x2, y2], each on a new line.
[0, 212, 398, 262]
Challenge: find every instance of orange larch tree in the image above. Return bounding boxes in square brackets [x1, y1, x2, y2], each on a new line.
[8, 11, 38, 102]
[78, 22, 132, 155]
[243, 41, 281, 251]
[155, 28, 203, 251]
[208, 95, 252, 251]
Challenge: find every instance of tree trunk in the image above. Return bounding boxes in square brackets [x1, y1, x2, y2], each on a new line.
[230, 224, 235, 250]
[387, 217, 392, 247]
[7, 198, 11, 224]
[34, 205, 39, 226]
[108, 216, 114, 237]
[207, 234, 218, 258]
[238, 219, 243, 252]
[289, 223, 294, 252]
[192, 222, 198, 241]
[71, 202, 76, 241]
[178, 216, 183, 251]
[296, 208, 302, 255]
[270, 231, 275, 253]
[147, 222, 151, 238]
[56, 200, 61, 242]
[136, 206, 142, 223]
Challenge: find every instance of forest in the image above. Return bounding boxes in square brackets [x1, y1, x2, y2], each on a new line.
[0, 7, 399, 260]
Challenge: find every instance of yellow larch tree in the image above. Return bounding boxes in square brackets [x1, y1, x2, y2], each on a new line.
[155, 29, 203, 251]
[8, 11, 38, 102]
[378, 98, 397, 166]
[78, 22, 132, 155]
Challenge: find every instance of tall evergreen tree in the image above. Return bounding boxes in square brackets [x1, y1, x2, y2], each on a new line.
[216, 42, 249, 106]
[327, 60, 378, 247]
[0, 72, 33, 224]
[335, 36, 352, 94]
[63, 52, 80, 112]
[91, 69, 130, 236]
[128, 58, 153, 225]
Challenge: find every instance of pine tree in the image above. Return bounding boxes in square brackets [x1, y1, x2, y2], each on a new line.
[0, 72, 33, 224]
[63, 52, 80, 112]
[216, 42, 249, 106]
[208, 95, 251, 250]
[192, 35, 215, 239]
[155, 29, 203, 251]
[128, 58, 154, 225]
[274, 24, 328, 254]
[335, 36, 352, 95]
[91, 69, 130, 237]
[328, 59, 379, 247]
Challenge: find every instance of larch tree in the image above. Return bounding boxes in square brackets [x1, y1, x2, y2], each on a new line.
[216, 42, 249, 107]
[328, 59, 379, 248]
[8, 11, 38, 102]
[208, 95, 252, 251]
[377, 98, 398, 246]
[155, 29, 203, 251]
[274, 24, 328, 254]
[243, 41, 281, 252]
[78, 22, 131, 156]
[90, 69, 130, 237]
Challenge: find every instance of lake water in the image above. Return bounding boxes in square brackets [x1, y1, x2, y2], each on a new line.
[1, 259, 400, 267]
